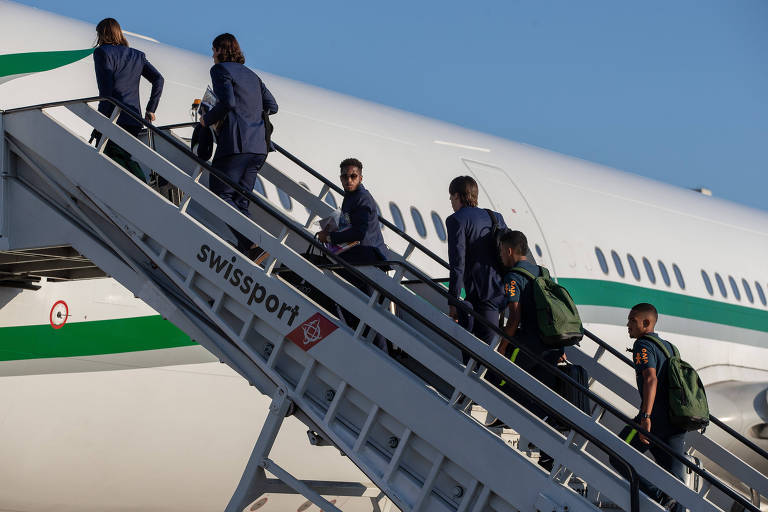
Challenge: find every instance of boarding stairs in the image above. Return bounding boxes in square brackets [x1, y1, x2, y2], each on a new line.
[1, 98, 766, 512]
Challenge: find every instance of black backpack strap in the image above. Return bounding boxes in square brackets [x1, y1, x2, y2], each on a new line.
[484, 208, 498, 230]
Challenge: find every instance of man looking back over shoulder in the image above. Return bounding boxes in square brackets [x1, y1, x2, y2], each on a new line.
[445, 176, 506, 345]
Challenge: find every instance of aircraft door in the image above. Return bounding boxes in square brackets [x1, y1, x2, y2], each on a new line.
[462, 159, 554, 273]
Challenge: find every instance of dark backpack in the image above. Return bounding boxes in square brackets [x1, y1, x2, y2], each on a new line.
[509, 265, 583, 347]
[484, 209, 505, 272]
[642, 335, 710, 431]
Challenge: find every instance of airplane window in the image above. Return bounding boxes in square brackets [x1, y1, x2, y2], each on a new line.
[673, 264, 686, 290]
[277, 187, 293, 211]
[410, 207, 427, 238]
[658, 261, 671, 287]
[611, 250, 625, 278]
[701, 270, 713, 296]
[431, 211, 446, 242]
[626, 254, 641, 281]
[755, 282, 767, 306]
[389, 202, 405, 232]
[742, 279, 754, 304]
[324, 191, 337, 209]
[535, 244, 543, 258]
[642, 257, 656, 284]
[253, 176, 267, 197]
[595, 247, 609, 274]
[728, 276, 741, 301]
[714, 273, 727, 298]
[299, 182, 311, 215]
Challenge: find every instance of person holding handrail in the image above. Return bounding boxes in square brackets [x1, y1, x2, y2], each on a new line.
[200, 33, 278, 256]
[93, 17, 164, 181]
[445, 176, 507, 346]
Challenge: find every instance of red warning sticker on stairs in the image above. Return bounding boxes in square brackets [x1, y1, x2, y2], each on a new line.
[285, 312, 338, 351]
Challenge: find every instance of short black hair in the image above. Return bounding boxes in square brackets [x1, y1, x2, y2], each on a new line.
[340, 158, 363, 173]
[448, 176, 479, 207]
[499, 229, 528, 255]
[630, 302, 658, 320]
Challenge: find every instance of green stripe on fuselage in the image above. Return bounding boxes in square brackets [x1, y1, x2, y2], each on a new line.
[560, 278, 768, 333]
[0, 49, 93, 78]
[0, 278, 766, 362]
[0, 316, 195, 361]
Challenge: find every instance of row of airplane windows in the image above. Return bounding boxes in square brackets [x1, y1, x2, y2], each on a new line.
[594, 247, 768, 307]
[595, 247, 686, 289]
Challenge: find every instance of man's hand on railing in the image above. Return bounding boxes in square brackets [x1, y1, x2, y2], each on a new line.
[145, 111, 156, 123]
[449, 305, 459, 323]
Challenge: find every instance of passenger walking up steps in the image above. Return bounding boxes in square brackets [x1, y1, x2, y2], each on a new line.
[92, 17, 164, 181]
[317, 158, 388, 349]
[610, 302, 709, 512]
[200, 33, 278, 256]
[446, 176, 507, 350]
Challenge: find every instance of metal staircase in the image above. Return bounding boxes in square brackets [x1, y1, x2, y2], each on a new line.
[1, 97, 766, 512]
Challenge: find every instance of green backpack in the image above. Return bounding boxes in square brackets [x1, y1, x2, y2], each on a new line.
[510, 265, 583, 347]
[643, 335, 710, 431]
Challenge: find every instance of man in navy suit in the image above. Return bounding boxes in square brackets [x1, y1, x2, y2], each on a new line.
[93, 18, 164, 181]
[200, 33, 278, 255]
[446, 175, 507, 346]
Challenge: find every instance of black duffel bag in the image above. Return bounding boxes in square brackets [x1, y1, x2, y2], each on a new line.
[276, 239, 340, 316]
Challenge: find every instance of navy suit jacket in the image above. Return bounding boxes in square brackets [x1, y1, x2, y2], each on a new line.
[94, 44, 164, 130]
[446, 206, 507, 310]
[330, 184, 387, 263]
[202, 62, 278, 159]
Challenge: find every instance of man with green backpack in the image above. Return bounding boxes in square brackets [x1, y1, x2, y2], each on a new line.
[623, 302, 709, 512]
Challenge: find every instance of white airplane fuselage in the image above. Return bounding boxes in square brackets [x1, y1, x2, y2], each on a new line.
[0, 2, 766, 510]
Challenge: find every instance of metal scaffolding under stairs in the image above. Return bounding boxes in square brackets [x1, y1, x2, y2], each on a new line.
[1, 98, 767, 512]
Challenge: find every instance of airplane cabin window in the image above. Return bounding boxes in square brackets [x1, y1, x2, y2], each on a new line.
[253, 176, 267, 197]
[277, 188, 293, 211]
[595, 247, 609, 274]
[324, 191, 337, 209]
[627, 254, 641, 281]
[715, 273, 727, 298]
[728, 276, 741, 301]
[430, 211, 446, 241]
[611, 250, 625, 278]
[389, 202, 406, 232]
[658, 261, 671, 287]
[642, 257, 656, 284]
[755, 282, 767, 306]
[701, 270, 713, 296]
[410, 207, 427, 238]
[535, 244, 543, 258]
[673, 264, 685, 289]
[742, 279, 754, 304]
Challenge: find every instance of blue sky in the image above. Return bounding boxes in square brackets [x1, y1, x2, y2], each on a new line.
[19, 0, 768, 211]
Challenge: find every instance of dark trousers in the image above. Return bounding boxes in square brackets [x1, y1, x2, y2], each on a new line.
[210, 153, 267, 253]
[336, 251, 388, 351]
[612, 425, 687, 511]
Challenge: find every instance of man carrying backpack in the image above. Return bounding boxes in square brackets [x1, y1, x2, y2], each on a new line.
[498, 230, 568, 377]
[626, 302, 691, 512]
[446, 176, 507, 346]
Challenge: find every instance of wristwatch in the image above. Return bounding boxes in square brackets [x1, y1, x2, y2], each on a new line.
[639, 412, 651, 419]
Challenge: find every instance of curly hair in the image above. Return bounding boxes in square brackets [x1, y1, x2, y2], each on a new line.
[340, 158, 363, 173]
[212, 33, 245, 64]
[95, 18, 129, 47]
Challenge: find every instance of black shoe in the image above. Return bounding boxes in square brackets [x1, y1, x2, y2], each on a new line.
[248, 246, 269, 264]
